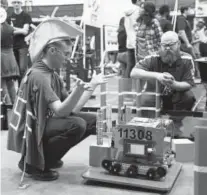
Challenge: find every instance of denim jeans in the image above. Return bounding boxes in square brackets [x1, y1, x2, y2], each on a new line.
[13, 48, 30, 79]
[117, 52, 127, 77]
[126, 49, 136, 78]
[43, 112, 96, 167]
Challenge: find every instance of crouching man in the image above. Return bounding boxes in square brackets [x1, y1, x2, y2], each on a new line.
[131, 31, 196, 114]
[7, 19, 109, 181]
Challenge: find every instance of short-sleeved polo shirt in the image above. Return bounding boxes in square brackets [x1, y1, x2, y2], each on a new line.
[135, 52, 195, 92]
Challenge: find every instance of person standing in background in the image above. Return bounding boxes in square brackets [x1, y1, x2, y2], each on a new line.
[159, 5, 173, 33]
[7, 0, 32, 84]
[192, 19, 206, 59]
[117, 17, 127, 77]
[124, 0, 143, 78]
[136, 2, 163, 61]
[1, 0, 19, 105]
[176, 7, 193, 53]
[176, 6, 200, 78]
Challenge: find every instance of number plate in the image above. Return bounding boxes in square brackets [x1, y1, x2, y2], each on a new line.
[117, 127, 152, 141]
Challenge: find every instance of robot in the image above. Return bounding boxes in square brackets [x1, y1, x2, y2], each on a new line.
[101, 117, 175, 180]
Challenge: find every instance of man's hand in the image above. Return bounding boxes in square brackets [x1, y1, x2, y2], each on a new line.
[75, 78, 93, 91]
[90, 72, 112, 86]
[157, 72, 175, 86]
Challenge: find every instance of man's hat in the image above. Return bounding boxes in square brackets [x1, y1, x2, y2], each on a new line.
[28, 18, 83, 63]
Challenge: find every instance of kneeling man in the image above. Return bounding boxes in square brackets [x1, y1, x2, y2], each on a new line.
[7, 19, 108, 181]
[131, 31, 196, 112]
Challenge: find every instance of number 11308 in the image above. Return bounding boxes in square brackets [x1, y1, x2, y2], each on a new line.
[118, 128, 152, 141]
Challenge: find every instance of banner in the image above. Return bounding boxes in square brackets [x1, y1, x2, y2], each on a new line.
[84, 0, 101, 28]
[104, 25, 118, 51]
[196, 0, 207, 17]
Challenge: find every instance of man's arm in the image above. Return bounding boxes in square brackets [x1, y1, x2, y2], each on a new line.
[179, 30, 191, 46]
[49, 81, 85, 117]
[170, 81, 192, 91]
[131, 57, 161, 80]
[13, 13, 32, 35]
[72, 84, 97, 113]
[167, 58, 195, 91]
[72, 73, 109, 113]
[131, 68, 162, 80]
[13, 24, 30, 35]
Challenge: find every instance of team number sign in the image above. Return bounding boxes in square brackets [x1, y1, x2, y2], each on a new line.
[113, 117, 172, 161]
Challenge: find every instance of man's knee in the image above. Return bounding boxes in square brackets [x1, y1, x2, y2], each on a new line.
[70, 117, 87, 137]
[183, 90, 196, 108]
[175, 90, 196, 110]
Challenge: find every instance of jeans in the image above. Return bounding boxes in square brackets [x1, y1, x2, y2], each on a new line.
[140, 90, 196, 136]
[117, 52, 127, 77]
[1, 78, 16, 105]
[13, 48, 30, 79]
[43, 112, 96, 167]
[126, 49, 136, 78]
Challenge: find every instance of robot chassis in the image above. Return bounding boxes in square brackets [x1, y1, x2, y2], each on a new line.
[97, 78, 176, 181]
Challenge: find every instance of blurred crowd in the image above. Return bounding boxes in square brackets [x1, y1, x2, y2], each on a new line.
[2, 0, 207, 108]
[106, 1, 207, 83]
[1, 0, 32, 105]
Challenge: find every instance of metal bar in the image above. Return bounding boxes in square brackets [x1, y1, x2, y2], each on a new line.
[100, 83, 107, 131]
[118, 78, 124, 124]
[81, 106, 204, 118]
[135, 79, 142, 117]
[155, 80, 161, 118]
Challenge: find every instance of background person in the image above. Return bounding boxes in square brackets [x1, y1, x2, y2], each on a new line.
[176, 6, 193, 53]
[117, 17, 127, 77]
[136, 2, 163, 61]
[176, 6, 200, 78]
[158, 5, 173, 33]
[7, 0, 32, 84]
[1, 0, 19, 105]
[124, 0, 143, 78]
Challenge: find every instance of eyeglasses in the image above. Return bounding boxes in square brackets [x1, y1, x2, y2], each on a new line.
[55, 48, 71, 59]
[161, 41, 178, 49]
[12, 1, 21, 4]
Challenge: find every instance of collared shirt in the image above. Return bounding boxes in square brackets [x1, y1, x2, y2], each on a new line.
[135, 52, 195, 92]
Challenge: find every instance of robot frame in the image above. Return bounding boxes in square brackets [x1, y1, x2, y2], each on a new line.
[98, 78, 177, 181]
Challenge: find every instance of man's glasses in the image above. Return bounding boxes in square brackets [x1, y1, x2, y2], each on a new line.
[12, 1, 21, 4]
[161, 41, 178, 49]
[55, 48, 71, 59]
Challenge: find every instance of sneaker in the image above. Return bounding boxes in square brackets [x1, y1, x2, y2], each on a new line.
[31, 169, 59, 181]
[47, 160, 64, 169]
[18, 158, 59, 181]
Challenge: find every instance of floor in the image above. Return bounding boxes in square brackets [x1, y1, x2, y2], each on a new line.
[1, 77, 203, 195]
[1, 133, 194, 195]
